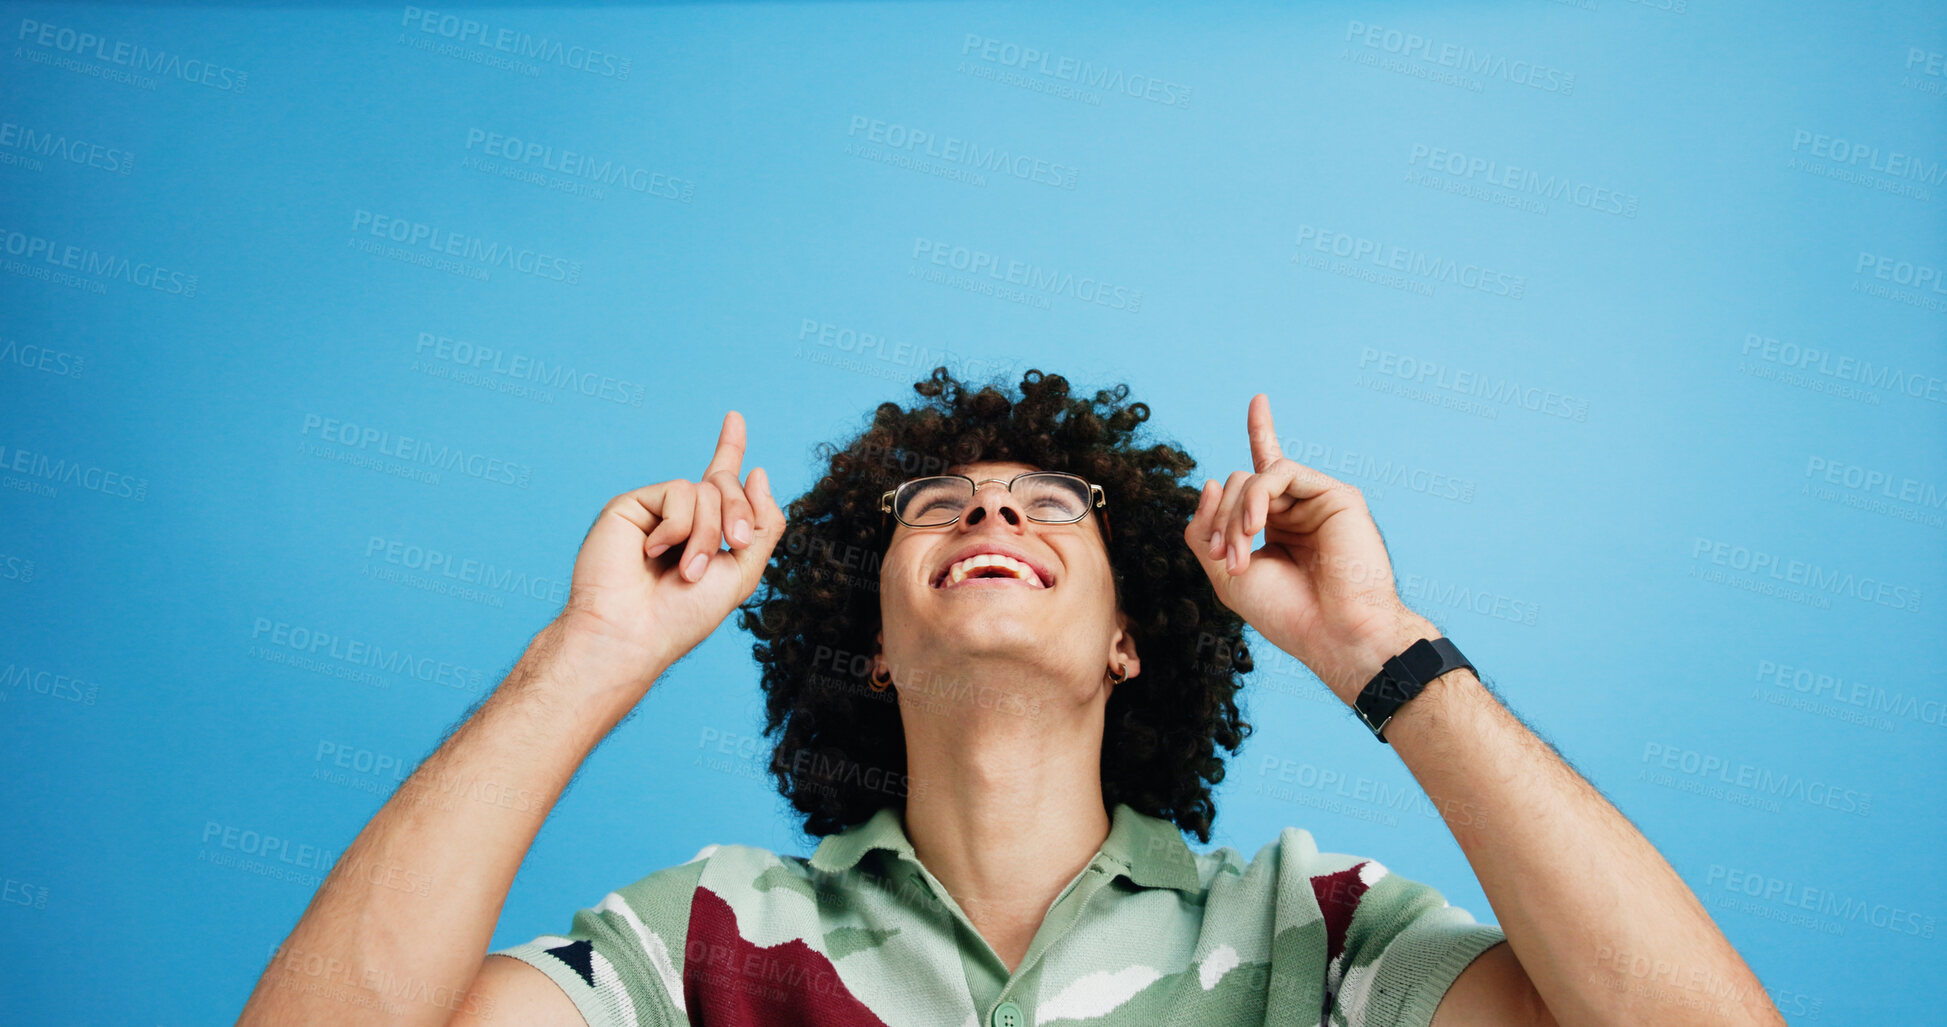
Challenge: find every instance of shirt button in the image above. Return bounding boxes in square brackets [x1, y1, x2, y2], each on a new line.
[991, 1000, 1025, 1027]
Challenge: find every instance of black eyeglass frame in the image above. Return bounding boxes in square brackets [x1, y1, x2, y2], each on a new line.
[878, 472, 1111, 544]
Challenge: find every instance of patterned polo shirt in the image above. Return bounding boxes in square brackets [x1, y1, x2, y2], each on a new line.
[492, 802, 1505, 1026]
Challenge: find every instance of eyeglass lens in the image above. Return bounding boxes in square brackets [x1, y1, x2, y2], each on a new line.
[896, 473, 1090, 526]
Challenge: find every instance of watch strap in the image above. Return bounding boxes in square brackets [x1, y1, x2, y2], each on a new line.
[1353, 637, 1473, 743]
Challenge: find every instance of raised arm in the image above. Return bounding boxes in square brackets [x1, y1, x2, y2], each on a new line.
[1184, 394, 1783, 1027]
[237, 411, 785, 1026]
[1328, 616, 1781, 1027]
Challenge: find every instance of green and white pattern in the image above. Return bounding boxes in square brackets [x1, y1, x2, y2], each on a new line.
[493, 802, 1505, 1026]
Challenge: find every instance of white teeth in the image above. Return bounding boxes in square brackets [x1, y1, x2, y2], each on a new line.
[942, 553, 1044, 588]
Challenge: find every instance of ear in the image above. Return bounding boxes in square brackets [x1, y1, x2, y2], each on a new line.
[1106, 611, 1140, 684]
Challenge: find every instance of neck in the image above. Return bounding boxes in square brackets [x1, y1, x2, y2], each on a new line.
[897, 670, 1113, 971]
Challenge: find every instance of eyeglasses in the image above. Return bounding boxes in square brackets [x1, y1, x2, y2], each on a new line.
[879, 472, 1110, 540]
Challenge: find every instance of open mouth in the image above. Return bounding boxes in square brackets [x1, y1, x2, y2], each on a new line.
[933, 552, 1050, 590]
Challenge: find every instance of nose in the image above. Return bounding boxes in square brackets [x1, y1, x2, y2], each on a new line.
[961, 479, 1024, 530]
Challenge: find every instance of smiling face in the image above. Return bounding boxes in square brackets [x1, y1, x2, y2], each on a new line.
[875, 460, 1137, 705]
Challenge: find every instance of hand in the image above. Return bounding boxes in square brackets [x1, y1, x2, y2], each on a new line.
[1184, 394, 1433, 704]
[554, 411, 785, 696]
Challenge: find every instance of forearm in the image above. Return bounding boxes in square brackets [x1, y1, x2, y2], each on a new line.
[1364, 620, 1782, 1027]
[238, 620, 655, 1026]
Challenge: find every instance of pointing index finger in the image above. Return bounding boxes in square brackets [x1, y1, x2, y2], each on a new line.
[704, 410, 748, 480]
[1247, 393, 1283, 472]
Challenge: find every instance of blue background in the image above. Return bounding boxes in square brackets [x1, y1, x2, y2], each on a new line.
[3, 1, 1943, 1022]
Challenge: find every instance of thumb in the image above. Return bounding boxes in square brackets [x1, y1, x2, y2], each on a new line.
[730, 466, 785, 588]
[1184, 478, 1229, 578]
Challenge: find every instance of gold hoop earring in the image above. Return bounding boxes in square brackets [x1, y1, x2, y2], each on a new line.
[870, 664, 893, 691]
[1108, 663, 1129, 685]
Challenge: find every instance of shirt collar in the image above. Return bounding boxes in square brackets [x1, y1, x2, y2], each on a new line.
[808, 801, 1203, 893]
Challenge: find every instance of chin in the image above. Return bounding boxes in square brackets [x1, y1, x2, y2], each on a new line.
[929, 620, 1046, 658]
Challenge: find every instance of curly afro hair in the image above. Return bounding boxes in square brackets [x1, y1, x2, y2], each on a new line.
[736, 366, 1255, 844]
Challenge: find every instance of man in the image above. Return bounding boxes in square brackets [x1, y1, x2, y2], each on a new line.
[240, 369, 1782, 1026]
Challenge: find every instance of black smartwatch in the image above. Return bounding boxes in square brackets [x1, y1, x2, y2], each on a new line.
[1353, 637, 1474, 743]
